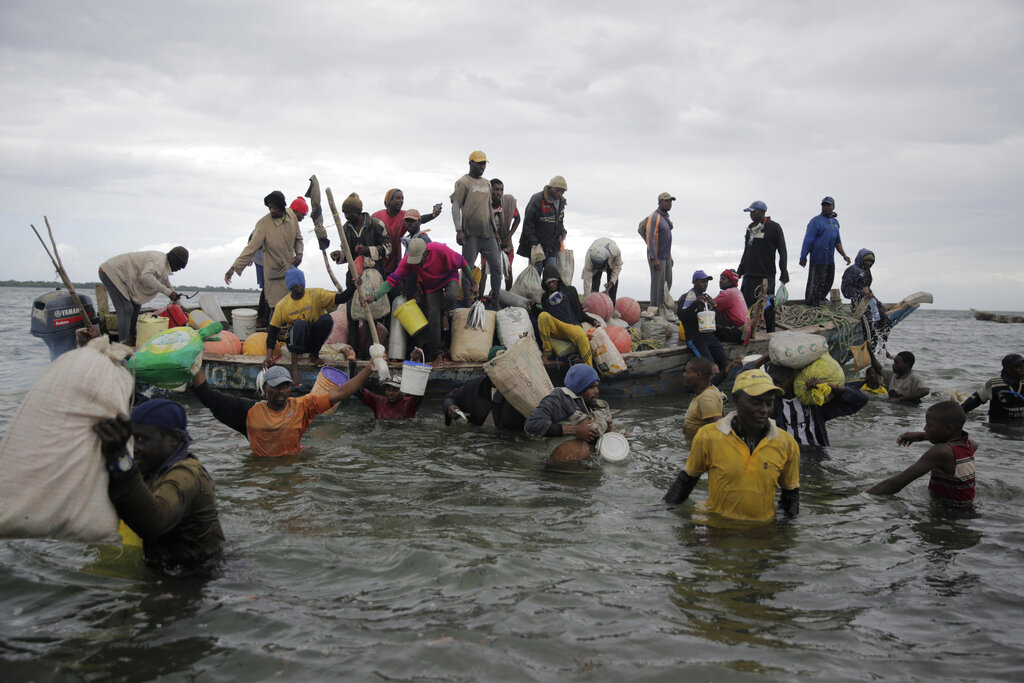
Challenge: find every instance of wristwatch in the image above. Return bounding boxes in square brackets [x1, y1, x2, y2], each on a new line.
[106, 453, 135, 475]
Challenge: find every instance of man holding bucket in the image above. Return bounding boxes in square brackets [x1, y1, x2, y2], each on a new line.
[677, 270, 730, 371]
[365, 238, 476, 363]
[265, 267, 355, 385]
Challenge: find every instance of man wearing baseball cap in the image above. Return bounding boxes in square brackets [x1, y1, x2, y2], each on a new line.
[737, 200, 788, 333]
[640, 192, 675, 311]
[799, 196, 851, 306]
[662, 368, 800, 521]
[960, 353, 1024, 421]
[676, 269, 729, 370]
[452, 151, 504, 302]
[190, 363, 374, 457]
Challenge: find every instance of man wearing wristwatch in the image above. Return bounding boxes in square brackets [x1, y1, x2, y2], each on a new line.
[94, 399, 224, 570]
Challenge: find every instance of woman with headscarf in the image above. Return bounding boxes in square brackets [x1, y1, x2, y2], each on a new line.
[842, 248, 891, 351]
[94, 399, 224, 570]
[98, 246, 189, 345]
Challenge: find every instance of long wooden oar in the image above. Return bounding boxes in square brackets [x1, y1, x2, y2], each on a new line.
[30, 216, 98, 338]
[305, 174, 344, 292]
[325, 187, 380, 346]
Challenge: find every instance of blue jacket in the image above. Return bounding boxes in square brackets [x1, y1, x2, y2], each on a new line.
[800, 214, 842, 265]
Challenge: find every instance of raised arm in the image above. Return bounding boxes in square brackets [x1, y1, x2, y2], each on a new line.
[866, 443, 953, 495]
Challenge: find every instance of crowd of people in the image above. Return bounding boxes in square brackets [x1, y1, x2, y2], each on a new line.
[89, 154, 1022, 574]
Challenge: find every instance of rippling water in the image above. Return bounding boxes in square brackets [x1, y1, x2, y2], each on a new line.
[2, 286, 1023, 681]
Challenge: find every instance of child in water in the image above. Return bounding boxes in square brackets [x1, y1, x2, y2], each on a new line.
[866, 401, 976, 505]
[358, 375, 422, 420]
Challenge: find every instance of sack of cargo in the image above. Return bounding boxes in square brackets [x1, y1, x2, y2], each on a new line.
[0, 337, 133, 542]
[484, 336, 553, 417]
[496, 306, 534, 345]
[350, 270, 389, 321]
[794, 353, 846, 406]
[555, 248, 574, 286]
[547, 336, 576, 358]
[450, 308, 496, 362]
[129, 322, 222, 388]
[588, 327, 627, 376]
[511, 263, 543, 302]
[769, 331, 830, 369]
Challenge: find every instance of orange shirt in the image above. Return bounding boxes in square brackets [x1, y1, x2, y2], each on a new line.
[245, 393, 332, 457]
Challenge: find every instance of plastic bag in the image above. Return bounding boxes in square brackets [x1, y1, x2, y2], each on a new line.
[511, 263, 543, 301]
[129, 322, 222, 388]
[775, 283, 789, 306]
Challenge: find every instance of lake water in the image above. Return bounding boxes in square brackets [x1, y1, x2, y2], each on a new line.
[2, 286, 1023, 681]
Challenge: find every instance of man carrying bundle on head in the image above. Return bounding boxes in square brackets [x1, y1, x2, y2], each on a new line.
[94, 399, 224, 571]
[265, 266, 356, 386]
[226, 190, 304, 321]
[98, 246, 189, 346]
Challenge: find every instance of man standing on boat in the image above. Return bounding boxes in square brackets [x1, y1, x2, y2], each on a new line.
[642, 192, 675, 311]
[486, 178, 520, 291]
[371, 188, 442, 286]
[737, 200, 788, 333]
[518, 175, 569, 275]
[452, 151, 504, 302]
[662, 368, 800, 521]
[225, 190, 304, 316]
[98, 246, 189, 346]
[799, 196, 851, 306]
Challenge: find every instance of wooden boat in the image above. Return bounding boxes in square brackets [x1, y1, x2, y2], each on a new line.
[189, 292, 931, 398]
[971, 308, 1024, 324]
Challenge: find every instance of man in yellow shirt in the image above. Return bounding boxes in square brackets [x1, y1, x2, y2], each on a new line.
[265, 267, 354, 385]
[662, 369, 800, 521]
[682, 357, 724, 440]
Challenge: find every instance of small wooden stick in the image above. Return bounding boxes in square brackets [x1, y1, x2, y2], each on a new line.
[31, 217, 98, 337]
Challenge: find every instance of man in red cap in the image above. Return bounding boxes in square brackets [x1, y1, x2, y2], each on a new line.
[713, 268, 748, 343]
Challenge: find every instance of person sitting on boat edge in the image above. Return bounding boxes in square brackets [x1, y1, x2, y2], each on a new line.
[713, 268, 748, 344]
[537, 264, 593, 368]
[677, 270, 730, 370]
[265, 267, 355, 386]
[525, 364, 611, 443]
[190, 364, 373, 458]
[442, 374, 526, 432]
[98, 246, 189, 346]
[765, 362, 867, 447]
[960, 353, 1024, 421]
[94, 399, 225, 571]
[364, 238, 476, 364]
[682, 357, 724, 441]
[867, 401, 975, 506]
[662, 369, 800, 521]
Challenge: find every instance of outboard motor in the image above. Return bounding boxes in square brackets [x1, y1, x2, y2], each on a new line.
[30, 290, 99, 361]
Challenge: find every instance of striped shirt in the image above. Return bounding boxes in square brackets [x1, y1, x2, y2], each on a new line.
[928, 434, 975, 504]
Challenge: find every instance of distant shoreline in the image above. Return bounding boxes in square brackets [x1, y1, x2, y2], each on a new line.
[0, 280, 260, 293]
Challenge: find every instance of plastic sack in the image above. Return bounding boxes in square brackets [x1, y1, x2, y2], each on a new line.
[129, 322, 222, 388]
[775, 283, 789, 306]
[511, 263, 543, 301]
[350, 270, 389, 321]
[769, 331, 830, 369]
[794, 354, 845, 406]
[496, 306, 535, 345]
[588, 327, 627, 376]
[555, 249, 574, 286]
[0, 336, 133, 542]
[484, 335, 553, 417]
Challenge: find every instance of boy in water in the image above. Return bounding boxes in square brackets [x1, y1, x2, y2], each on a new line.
[357, 375, 423, 420]
[866, 401, 976, 505]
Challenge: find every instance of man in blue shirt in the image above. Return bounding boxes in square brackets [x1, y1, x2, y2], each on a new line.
[799, 196, 851, 306]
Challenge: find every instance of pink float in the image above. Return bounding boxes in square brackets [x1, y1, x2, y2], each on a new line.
[614, 297, 641, 325]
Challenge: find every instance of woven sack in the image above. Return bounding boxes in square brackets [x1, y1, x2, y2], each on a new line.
[484, 336, 553, 417]
[450, 308, 496, 362]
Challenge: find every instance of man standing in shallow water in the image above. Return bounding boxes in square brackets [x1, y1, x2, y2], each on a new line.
[662, 369, 800, 521]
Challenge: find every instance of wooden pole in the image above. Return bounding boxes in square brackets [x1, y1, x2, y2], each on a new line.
[30, 217, 98, 338]
[325, 188, 380, 346]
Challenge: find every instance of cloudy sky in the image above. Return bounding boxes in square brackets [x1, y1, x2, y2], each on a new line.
[2, 0, 1021, 311]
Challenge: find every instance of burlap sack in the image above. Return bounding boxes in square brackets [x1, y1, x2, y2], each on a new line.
[450, 308, 496, 362]
[0, 336, 134, 542]
[484, 336, 553, 417]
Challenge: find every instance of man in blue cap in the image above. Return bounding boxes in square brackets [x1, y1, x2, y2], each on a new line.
[525, 364, 611, 442]
[799, 196, 851, 306]
[265, 267, 355, 385]
[737, 200, 788, 333]
[677, 269, 729, 370]
[94, 399, 225, 570]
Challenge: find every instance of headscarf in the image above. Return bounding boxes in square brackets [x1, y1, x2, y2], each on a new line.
[167, 246, 189, 270]
[285, 267, 305, 290]
[565, 364, 599, 395]
[130, 398, 193, 475]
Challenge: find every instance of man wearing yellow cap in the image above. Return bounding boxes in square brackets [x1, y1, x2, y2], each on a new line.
[451, 151, 504, 301]
[661, 369, 800, 521]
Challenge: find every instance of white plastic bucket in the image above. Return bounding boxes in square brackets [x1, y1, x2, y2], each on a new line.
[232, 308, 258, 341]
[199, 293, 228, 323]
[697, 309, 716, 333]
[400, 361, 431, 396]
[597, 432, 630, 463]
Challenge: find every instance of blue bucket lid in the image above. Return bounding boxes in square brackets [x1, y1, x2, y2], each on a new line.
[320, 366, 349, 384]
[402, 361, 432, 369]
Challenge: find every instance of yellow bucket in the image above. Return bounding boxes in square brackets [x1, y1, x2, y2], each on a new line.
[394, 299, 428, 336]
[136, 314, 169, 347]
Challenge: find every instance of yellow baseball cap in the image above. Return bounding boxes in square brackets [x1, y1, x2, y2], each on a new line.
[732, 369, 782, 397]
[469, 150, 487, 162]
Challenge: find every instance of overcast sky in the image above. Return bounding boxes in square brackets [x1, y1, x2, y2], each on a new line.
[2, 0, 1021, 311]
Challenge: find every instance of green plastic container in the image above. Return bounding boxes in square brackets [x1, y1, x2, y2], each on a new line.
[128, 322, 222, 388]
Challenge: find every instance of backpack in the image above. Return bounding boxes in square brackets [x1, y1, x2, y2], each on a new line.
[638, 212, 661, 245]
